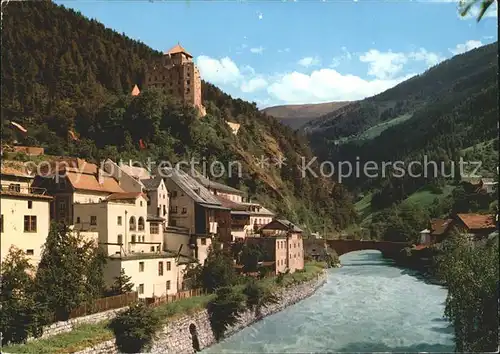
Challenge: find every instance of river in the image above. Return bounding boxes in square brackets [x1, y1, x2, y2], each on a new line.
[203, 250, 455, 353]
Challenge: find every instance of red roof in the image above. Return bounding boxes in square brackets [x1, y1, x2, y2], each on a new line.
[165, 43, 192, 58]
[457, 213, 496, 231]
[413, 245, 428, 251]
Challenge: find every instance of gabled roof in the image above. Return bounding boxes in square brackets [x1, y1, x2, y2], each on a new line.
[261, 219, 303, 233]
[165, 43, 192, 58]
[65, 172, 124, 194]
[141, 176, 163, 191]
[191, 170, 245, 196]
[119, 164, 150, 180]
[456, 213, 496, 231]
[1, 161, 34, 179]
[161, 167, 221, 206]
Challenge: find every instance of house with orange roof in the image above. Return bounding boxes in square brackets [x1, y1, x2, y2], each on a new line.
[143, 43, 206, 117]
[454, 213, 497, 240]
[1, 161, 52, 266]
[33, 158, 125, 224]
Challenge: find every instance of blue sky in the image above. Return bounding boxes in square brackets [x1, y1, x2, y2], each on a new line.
[58, 0, 497, 108]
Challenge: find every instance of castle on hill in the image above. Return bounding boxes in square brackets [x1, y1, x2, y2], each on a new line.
[141, 43, 206, 117]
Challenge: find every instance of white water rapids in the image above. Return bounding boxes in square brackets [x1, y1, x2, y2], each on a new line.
[203, 250, 454, 353]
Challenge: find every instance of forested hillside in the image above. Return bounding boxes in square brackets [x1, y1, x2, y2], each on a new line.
[0, 1, 357, 232]
[305, 42, 498, 241]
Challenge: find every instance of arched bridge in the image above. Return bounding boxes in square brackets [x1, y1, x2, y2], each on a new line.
[326, 239, 411, 258]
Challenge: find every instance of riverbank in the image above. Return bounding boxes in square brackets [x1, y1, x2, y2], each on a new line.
[4, 263, 326, 354]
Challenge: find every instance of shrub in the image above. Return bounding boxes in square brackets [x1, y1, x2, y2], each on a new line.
[207, 286, 245, 340]
[108, 302, 161, 353]
[243, 280, 279, 317]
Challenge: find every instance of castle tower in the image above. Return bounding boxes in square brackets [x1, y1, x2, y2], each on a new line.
[143, 43, 206, 117]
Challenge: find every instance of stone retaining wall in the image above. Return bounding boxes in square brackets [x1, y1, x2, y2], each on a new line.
[74, 271, 326, 354]
[27, 307, 129, 341]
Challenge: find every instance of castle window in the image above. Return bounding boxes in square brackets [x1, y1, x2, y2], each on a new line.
[187, 80, 190, 85]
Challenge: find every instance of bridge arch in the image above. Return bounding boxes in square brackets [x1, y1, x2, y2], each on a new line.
[326, 240, 410, 258]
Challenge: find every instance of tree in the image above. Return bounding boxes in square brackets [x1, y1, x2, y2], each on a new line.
[199, 242, 236, 293]
[459, 0, 496, 22]
[207, 286, 246, 340]
[240, 243, 264, 273]
[108, 302, 161, 353]
[0, 247, 43, 345]
[34, 223, 103, 322]
[108, 268, 134, 296]
[437, 232, 499, 352]
[242, 280, 279, 317]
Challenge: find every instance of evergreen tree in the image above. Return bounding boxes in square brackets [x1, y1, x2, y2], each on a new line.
[34, 223, 101, 322]
[108, 268, 134, 296]
[0, 246, 44, 345]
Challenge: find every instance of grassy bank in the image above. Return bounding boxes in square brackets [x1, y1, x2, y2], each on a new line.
[4, 262, 325, 354]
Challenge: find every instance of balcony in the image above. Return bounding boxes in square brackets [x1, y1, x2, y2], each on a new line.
[1, 184, 47, 195]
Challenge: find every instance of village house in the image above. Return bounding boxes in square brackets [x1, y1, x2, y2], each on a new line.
[72, 192, 181, 298]
[242, 202, 275, 235]
[33, 158, 124, 224]
[454, 213, 497, 240]
[0, 161, 52, 266]
[103, 159, 169, 225]
[245, 219, 305, 274]
[161, 167, 230, 265]
[419, 218, 454, 245]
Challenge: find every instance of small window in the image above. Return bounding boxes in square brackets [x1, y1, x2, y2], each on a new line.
[150, 246, 155, 252]
[26, 249, 34, 256]
[140, 201, 143, 207]
[24, 215, 37, 232]
[131, 235, 136, 243]
[90, 216, 97, 225]
[139, 262, 144, 272]
[166, 280, 171, 290]
[138, 284, 144, 294]
[201, 238, 207, 246]
[76, 217, 81, 223]
[118, 234, 123, 244]
[28, 200, 33, 209]
[158, 262, 164, 276]
[117, 216, 122, 225]
[166, 261, 171, 271]
[182, 207, 187, 214]
[150, 223, 159, 235]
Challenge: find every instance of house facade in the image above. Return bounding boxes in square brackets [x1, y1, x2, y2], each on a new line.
[72, 192, 179, 298]
[1, 162, 52, 266]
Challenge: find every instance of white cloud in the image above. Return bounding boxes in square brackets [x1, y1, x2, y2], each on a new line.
[278, 48, 291, 53]
[241, 77, 268, 93]
[197, 40, 468, 107]
[359, 49, 408, 80]
[267, 70, 414, 104]
[196, 56, 242, 85]
[449, 40, 483, 55]
[297, 56, 321, 67]
[409, 48, 445, 66]
[250, 46, 264, 54]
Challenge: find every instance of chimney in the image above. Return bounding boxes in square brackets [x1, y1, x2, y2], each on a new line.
[96, 168, 104, 185]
